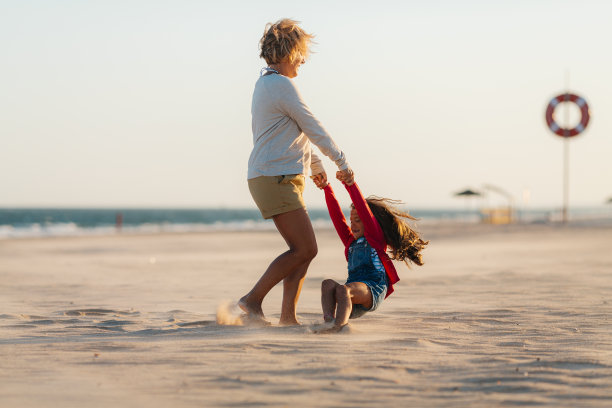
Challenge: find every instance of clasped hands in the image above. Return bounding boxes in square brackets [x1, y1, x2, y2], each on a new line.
[311, 168, 354, 190]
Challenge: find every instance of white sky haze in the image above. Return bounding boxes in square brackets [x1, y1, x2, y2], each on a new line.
[1, 0, 611, 209]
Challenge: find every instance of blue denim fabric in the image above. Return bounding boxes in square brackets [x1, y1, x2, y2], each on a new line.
[345, 237, 388, 319]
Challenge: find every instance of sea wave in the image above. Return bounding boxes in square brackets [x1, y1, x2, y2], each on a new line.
[2, 207, 609, 239]
[0, 219, 338, 239]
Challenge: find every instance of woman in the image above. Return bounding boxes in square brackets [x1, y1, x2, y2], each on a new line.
[240, 19, 353, 325]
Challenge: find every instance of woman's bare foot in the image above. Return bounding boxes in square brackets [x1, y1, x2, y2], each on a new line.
[240, 313, 272, 326]
[278, 317, 301, 326]
[238, 296, 266, 319]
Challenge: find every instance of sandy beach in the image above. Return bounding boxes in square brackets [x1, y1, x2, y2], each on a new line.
[1, 223, 611, 407]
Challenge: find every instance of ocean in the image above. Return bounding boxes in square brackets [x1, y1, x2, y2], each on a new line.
[0, 207, 610, 239]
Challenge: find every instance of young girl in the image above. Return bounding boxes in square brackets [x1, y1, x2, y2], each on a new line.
[313, 171, 428, 332]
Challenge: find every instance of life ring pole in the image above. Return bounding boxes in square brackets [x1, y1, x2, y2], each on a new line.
[563, 70, 570, 224]
[544, 84, 589, 225]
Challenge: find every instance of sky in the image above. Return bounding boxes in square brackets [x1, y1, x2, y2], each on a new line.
[1, 0, 611, 209]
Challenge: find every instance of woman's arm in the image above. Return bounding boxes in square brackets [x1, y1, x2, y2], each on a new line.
[345, 182, 386, 250]
[277, 77, 349, 171]
[324, 184, 354, 248]
[310, 151, 325, 176]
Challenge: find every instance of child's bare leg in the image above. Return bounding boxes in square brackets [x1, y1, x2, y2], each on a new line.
[321, 279, 340, 322]
[334, 282, 373, 329]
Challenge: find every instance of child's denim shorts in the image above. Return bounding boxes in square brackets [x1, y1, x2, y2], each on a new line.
[346, 267, 388, 319]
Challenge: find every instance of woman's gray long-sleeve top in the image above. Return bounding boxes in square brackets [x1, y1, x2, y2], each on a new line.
[248, 72, 349, 179]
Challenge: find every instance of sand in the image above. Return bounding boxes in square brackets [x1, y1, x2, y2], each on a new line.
[1, 224, 611, 407]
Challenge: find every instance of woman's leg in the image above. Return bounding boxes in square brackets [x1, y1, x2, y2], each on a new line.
[321, 279, 340, 322]
[240, 208, 317, 324]
[280, 262, 310, 325]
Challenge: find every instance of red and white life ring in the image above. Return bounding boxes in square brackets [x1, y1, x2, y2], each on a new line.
[545, 93, 590, 137]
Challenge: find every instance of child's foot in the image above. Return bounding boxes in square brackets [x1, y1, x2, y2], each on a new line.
[323, 313, 335, 323]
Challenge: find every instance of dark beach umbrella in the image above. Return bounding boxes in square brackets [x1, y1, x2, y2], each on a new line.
[454, 188, 482, 218]
[454, 189, 482, 197]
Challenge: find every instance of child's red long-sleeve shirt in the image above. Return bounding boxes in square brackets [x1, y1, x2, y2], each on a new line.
[323, 183, 400, 297]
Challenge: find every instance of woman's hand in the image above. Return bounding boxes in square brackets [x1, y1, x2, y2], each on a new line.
[336, 168, 354, 186]
[311, 172, 328, 189]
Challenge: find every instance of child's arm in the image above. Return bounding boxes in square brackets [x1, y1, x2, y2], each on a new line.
[345, 182, 386, 250]
[341, 179, 400, 298]
[323, 184, 355, 248]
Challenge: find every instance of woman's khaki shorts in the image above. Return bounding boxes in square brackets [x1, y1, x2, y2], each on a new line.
[248, 174, 306, 219]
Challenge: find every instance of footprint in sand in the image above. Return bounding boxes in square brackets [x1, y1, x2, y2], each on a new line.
[177, 320, 216, 328]
[64, 309, 136, 317]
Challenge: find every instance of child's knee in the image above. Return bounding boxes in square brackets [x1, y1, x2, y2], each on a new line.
[334, 284, 350, 300]
[321, 279, 337, 292]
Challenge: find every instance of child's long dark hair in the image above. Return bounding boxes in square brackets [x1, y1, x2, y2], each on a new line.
[362, 197, 429, 266]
